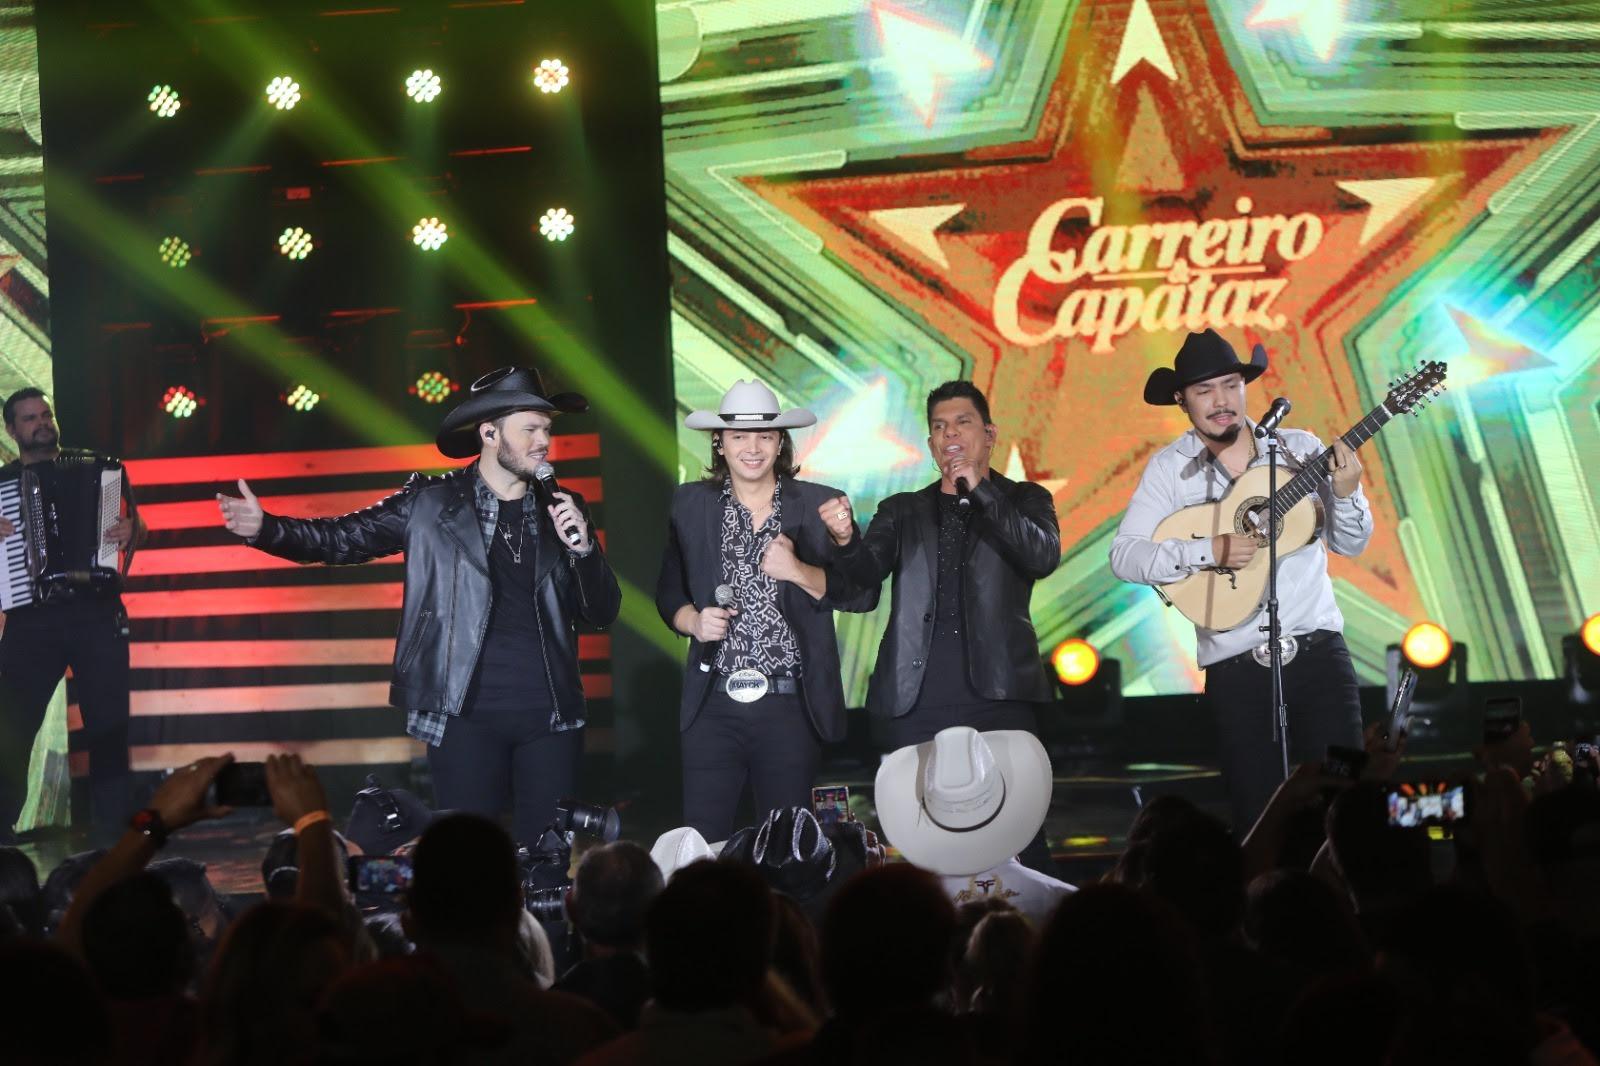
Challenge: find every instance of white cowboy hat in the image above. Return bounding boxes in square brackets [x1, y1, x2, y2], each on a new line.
[649, 826, 714, 881]
[684, 379, 817, 431]
[874, 727, 1052, 877]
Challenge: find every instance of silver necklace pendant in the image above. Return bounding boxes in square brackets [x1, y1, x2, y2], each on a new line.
[499, 520, 524, 564]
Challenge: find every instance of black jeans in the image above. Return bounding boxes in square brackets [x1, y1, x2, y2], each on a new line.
[0, 599, 131, 835]
[427, 703, 584, 847]
[682, 689, 821, 843]
[1205, 629, 1363, 833]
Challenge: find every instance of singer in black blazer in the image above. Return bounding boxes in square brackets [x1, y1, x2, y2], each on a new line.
[656, 477, 878, 739]
[656, 475, 877, 838]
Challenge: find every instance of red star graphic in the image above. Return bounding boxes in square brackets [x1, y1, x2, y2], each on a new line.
[744, 0, 1559, 621]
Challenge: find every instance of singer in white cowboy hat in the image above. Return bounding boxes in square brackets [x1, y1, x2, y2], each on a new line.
[875, 726, 1074, 925]
[218, 366, 620, 846]
[656, 379, 880, 841]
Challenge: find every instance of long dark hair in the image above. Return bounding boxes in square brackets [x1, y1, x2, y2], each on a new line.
[704, 429, 800, 481]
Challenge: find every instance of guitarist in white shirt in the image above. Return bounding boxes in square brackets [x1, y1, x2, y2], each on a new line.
[1110, 329, 1372, 831]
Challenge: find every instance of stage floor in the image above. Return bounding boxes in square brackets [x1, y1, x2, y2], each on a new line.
[14, 749, 1478, 900]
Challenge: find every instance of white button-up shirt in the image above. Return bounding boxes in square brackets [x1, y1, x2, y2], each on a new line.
[1109, 420, 1373, 667]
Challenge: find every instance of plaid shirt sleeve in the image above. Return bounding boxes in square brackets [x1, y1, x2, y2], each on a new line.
[407, 709, 450, 747]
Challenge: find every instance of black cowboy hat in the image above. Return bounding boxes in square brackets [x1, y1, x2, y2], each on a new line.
[720, 807, 873, 923]
[1142, 329, 1268, 406]
[435, 366, 589, 458]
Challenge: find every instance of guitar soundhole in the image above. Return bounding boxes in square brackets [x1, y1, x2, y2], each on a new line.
[1236, 496, 1282, 540]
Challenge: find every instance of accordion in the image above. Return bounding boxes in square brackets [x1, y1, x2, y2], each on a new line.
[0, 454, 126, 610]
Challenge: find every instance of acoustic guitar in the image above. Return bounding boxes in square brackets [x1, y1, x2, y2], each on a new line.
[1151, 362, 1446, 631]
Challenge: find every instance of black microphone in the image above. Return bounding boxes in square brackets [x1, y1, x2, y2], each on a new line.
[955, 477, 972, 509]
[533, 462, 583, 547]
[1254, 397, 1292, 438]
[698, 584, 736, 673]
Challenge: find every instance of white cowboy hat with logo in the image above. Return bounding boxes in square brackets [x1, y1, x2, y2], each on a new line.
[683, 379, 817, 432]
[649, 826, 715, 881]
[874, 726, 1053, 877]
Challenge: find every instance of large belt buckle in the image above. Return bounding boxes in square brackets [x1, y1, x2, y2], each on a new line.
[725, 668, 770, 703]
[1251, 635, 1299, 668]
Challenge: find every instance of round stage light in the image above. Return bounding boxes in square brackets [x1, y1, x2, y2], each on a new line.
[277, 226, 314, 260]
[162, 386, 200, 419]
[538, 207, 575, 242]
[406, 69, 442, 103]
[1402, 622, 1453, 670]
[158, 236, 192, 269]
[147, 84, 181, 118]
[533, 58, 570, 94]
[1583, 612, 1600, 658]
[1051, 638, 1100, 686]
[266, 76, 302, 111]
[410, 370, 458, 404]
[411, 217, 448, 251]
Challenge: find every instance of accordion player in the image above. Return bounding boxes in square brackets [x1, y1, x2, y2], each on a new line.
[0, 451, 137, 610]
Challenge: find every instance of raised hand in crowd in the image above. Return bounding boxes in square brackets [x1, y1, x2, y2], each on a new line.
[1362, 719, 1407, 783]
[55, 754, 236, 956]
[265, 753, 345, 917]
[1241, 762, 1351, 881]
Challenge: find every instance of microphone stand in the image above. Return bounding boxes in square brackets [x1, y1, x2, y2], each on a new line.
[1260, 430, 1289, 780]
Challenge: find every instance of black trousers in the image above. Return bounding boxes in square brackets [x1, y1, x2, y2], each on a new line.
[1205, 629, 1363, 833]
[682, 689, 821, 844]
[0, 599, 131, 835]
[427, 703, 584, 848]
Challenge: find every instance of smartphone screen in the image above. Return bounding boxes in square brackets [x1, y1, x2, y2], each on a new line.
[1385, 781, 1468, 829]
[347, 855, 414, 897]
[811, 785, 850, 827]
[212, 761, 272, 807]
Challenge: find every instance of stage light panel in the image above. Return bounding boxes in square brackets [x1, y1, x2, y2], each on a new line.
[534, 58, 570, 94]
[1051, 638, 1100, 686]
[412, 217, 448, 251]
[1402, 622, 1453, 670]
[410, 371, 458, 404]
[158, 236, 191, 268]
[162, 386, 200, 419]
[406, 69, 442, 103]
[266, 76, 302, 110]
[538, 207, 575, 242]
[277, 226, 314, 261]
[284, 385, 320, 412]
[147, 84, 180, 118]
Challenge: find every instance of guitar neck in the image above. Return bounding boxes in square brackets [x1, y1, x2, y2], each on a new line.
[1270, 402, 1393, 511]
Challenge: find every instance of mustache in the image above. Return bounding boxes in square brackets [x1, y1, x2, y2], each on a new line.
[1207, 409, 1236, 418]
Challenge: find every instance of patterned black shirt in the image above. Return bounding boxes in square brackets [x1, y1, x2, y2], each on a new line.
[716, 479, 801, 677]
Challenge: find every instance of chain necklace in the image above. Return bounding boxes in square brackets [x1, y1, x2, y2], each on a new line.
[497, 517, 525, 564]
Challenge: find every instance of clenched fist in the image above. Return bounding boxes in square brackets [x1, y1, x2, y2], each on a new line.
[818, 496, 854, 547]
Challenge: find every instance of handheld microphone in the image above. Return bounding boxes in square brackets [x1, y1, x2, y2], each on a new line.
[1254, 397, 1293, 438]
[533, 462, 583, 547]
[955, 477, 972, 509]
[698, 584, 736, 673]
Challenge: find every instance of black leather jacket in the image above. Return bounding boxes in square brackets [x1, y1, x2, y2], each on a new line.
[833, 473, 1059, 717]
[248, 463, 620, 727]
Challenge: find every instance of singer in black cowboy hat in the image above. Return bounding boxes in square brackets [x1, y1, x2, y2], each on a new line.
[655, 380, 878, 842]
[1110, 329, 1372, 831]
[217, 367, 620, 845]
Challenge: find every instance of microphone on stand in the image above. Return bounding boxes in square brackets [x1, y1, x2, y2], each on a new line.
[1254, 397, 1293, 438]
[697, 584, 736, 673]
[955, 477, 972, 509]
[533, 462, 584, 547]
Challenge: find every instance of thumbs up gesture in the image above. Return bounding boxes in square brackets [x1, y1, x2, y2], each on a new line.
[217, 479, 265, 539]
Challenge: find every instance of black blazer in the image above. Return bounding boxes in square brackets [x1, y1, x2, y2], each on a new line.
[833, 473, 1059, 718]
[655, 478, 879, 742]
